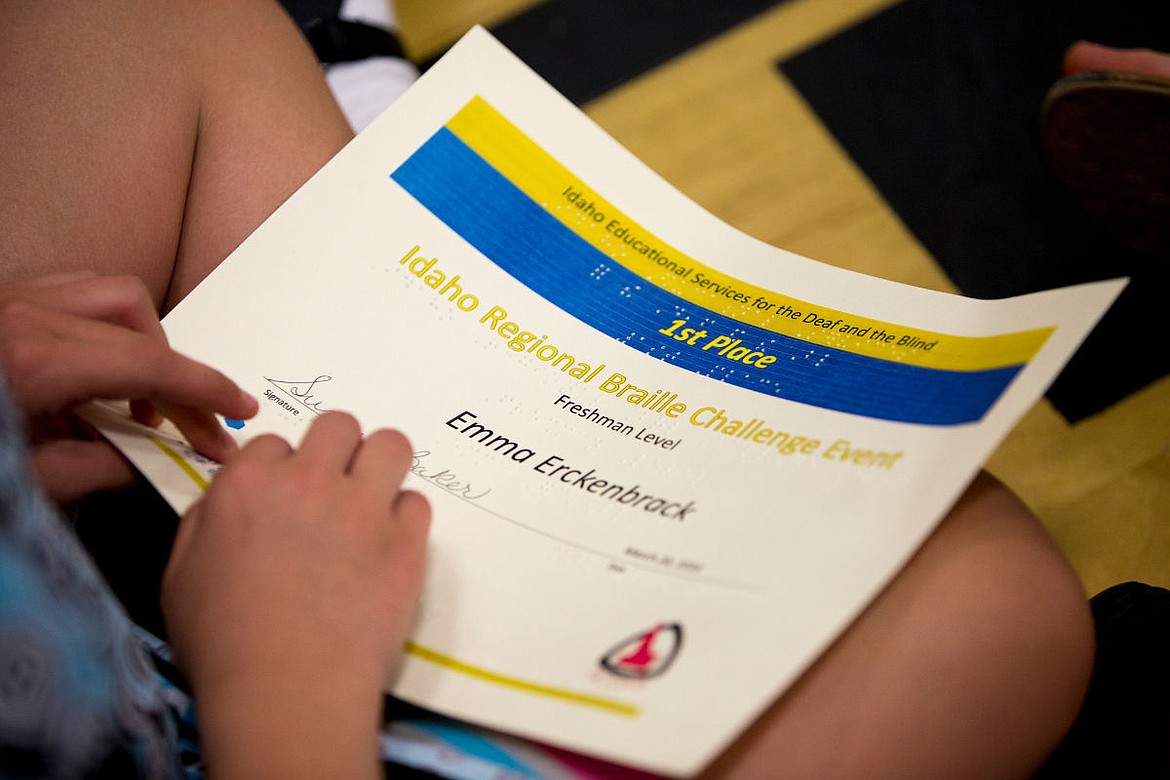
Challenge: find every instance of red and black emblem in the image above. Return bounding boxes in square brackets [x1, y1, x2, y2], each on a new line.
[599, 623, 683, 680]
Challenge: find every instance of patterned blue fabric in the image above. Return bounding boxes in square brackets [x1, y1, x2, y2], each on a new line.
[0, 372, 185, 780]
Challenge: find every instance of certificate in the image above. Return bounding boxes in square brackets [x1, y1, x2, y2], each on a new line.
[92, 27, 1123, 777]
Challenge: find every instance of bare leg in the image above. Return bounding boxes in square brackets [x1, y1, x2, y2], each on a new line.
[703, 473, 1094, 780]
[0, 0, 351, 312]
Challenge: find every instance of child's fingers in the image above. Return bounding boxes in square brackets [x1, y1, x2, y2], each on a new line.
[235, 431, 296, 463]
[129, 398, 165, 428]
[30, 439, 138, 503]
[2, 302, 257, 423]
[393, 489, 432, 536]
[158, 401, 242, 465]
[295, 411, 364, 472]
[350, 427, 413, 492]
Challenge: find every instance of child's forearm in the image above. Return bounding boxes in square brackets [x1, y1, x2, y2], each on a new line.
[194, 668, 386, 780]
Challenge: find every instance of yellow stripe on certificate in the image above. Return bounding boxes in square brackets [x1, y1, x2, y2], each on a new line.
[405, 642, 640, 717]
[148, 436, 210, 491]
[446, 97, 1052, 372]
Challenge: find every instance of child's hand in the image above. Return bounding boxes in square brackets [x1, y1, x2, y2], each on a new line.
[0, 272, 258, 501]
[161, 412, 431, 780]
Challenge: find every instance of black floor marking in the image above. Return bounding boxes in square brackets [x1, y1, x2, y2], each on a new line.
[781, 0, 1170, 421]
[453, 0, 789, 105]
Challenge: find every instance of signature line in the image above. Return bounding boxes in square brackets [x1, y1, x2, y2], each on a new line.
[148, 438, 751, 592]
[404, 642, 639, 718]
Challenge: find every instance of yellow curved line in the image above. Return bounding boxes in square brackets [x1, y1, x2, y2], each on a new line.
[147, 436, 209, 491]
[405, 642, 640, 718]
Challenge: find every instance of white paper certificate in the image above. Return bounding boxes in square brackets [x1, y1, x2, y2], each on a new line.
[93, 28, 1124, 778]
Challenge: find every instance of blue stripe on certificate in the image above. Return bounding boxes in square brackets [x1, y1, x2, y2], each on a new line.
[391, 127, 1020, 425]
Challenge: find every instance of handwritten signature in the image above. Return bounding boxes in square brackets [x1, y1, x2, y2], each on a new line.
[264, 374, 333, 415]
[411, 451, 491, 501]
